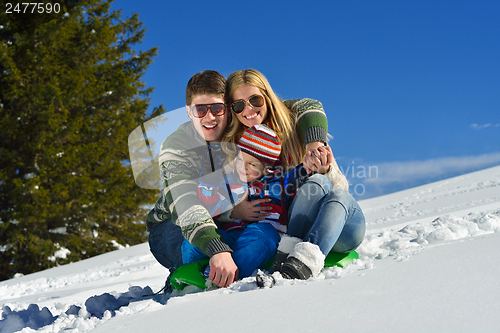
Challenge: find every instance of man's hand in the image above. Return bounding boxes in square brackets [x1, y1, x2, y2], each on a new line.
[303, 142, 333, 175]
[230, 189, 272, 221]
[209, 252, 238, 288]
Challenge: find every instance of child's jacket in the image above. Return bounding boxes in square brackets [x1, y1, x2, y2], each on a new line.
[198, 150, 310, 234]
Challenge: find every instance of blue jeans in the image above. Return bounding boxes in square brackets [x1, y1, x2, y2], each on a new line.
[148, 219, 185, 270]
[287, 174, 366, 255]
[181, 223, 280, 278]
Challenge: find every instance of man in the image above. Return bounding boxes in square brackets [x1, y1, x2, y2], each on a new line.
[146, 70, 274, 288]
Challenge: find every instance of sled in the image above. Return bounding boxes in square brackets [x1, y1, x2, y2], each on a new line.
[169, 259, 210, 291]
[324, 250, 359, 268]
[169, 250, 359, 291]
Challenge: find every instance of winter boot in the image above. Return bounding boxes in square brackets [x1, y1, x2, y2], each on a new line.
[273, 235, 302, 272]
[280, 242, 325, 280]
[256, 270, 276, 288]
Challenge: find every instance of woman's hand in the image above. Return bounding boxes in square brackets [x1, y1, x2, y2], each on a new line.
[303, 142, 333, 174]
[230, 190, 272, 221]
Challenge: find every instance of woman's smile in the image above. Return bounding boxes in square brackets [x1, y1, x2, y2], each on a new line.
[232, 84, 267, 127]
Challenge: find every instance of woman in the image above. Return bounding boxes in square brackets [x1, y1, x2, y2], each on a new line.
[223, 69, 365, 280]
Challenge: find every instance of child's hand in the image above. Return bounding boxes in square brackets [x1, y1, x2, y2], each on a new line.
[230, 190, 272, 221]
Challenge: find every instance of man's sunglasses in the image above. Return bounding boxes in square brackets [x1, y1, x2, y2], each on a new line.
[231, 95, 265, 114]
[190, 103, 226, 118]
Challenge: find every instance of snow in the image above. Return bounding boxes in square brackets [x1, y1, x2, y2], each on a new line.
[47, 245, 71, 263]
[1, 165, 500, 333]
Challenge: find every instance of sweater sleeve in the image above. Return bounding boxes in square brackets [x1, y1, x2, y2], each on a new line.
[146, 125, 233, 257]
[324, 157, 349, 191]
[283, 98, 329, 146]
[283, 99, 348, 190]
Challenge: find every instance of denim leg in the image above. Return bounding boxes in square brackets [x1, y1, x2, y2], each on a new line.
[330, 201, 366, 253]
[288, 175, 366, 255]
[148, 220, 184, 269]
[287, 174, 333, 240]
[304, 189, 366, 254]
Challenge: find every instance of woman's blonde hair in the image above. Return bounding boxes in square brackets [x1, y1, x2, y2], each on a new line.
[222, 69, 305, 171]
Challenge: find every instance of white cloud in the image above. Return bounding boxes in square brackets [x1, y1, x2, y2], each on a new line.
[471, 123, 500, 130]
[353, 152, 500, 198]
[365, 152, 500, 184]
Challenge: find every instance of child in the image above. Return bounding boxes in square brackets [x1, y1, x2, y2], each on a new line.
[197, 125, 312, 276]
[198, 124, 309, 232]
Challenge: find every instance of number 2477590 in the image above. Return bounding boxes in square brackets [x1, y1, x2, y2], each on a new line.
[5, 2, 61, 14]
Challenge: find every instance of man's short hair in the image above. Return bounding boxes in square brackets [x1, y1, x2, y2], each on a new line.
[185, 70, 226, 105]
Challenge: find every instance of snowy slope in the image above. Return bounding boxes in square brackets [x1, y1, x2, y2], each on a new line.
[1, 165, 500, 333]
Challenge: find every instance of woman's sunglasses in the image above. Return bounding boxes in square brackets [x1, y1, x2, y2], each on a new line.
[231, 95, 265, 114]
[190, 103, 226, 118]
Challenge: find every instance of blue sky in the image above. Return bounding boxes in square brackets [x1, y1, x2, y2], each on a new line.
[115, 0, 500, 199]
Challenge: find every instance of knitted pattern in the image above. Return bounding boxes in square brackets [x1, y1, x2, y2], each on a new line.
[211, 163, 310, 234]
[237, 124, 281, 165]
[283, 98, 329, 146]
[146, 122, 232, 255]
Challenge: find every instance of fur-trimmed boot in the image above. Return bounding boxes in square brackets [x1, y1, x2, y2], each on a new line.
[273, 235, 302, 272]
[280, 242, 326, 280]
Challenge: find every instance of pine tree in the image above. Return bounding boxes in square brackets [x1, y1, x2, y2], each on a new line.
[0, 0, 164, 280]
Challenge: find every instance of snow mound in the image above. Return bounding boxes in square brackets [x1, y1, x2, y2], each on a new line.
[359, 210, 500, 261]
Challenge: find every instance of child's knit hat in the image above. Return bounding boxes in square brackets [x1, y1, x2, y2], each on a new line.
[237, 124, 281, 166]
